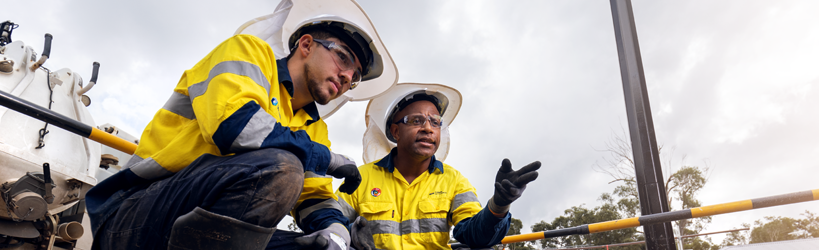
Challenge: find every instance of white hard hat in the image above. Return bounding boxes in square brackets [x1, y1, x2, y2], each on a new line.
[235, 0, 398, 118]
[362, 83, 462, 164]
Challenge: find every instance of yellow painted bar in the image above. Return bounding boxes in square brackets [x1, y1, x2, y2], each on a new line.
[502, 232, 547, 244]
[483, 189, 817, 247]
[588, 217, 640, 233]
[690, 200, 753, 218]
[89, 128, 138, 155]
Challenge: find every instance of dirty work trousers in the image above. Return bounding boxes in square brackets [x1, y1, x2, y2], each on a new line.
[86, 148, 304, 250]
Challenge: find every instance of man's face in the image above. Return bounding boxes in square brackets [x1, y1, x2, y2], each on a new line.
[303, 37, 362, 105]
[390, 101, 441, 159]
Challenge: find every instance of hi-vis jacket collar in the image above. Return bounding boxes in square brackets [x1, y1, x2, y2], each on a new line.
[276, 58, 295, 97]
[375, 148, 444, 174]
[276, 58, 321, 126]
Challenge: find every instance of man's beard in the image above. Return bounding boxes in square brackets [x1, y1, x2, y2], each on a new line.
[304, 63, 334, 105]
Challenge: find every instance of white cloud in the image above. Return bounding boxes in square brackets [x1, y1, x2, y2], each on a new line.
[5, 0, 818, 245]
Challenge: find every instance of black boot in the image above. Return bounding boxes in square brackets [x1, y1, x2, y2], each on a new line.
[168, 207, 275, 250]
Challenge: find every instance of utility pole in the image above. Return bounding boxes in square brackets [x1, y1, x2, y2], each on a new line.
[609, 0, 677, 249]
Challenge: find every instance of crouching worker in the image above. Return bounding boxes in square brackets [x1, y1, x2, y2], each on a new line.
[84, 0, 398, 248]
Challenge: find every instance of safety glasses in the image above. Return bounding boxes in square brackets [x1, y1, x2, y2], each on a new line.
[394, 114, 444, 128]
[313, 39, 362, 89]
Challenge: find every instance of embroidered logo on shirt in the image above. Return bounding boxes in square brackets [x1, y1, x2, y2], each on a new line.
[371, 188, 381, 197]
[429, 191, 447, 199]
[271, 97, 279, 106]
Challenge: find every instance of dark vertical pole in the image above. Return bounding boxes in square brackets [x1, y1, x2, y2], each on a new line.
[609, 0, 677, 249]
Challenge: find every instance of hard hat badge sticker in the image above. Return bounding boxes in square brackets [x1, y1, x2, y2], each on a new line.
[371, 187, 381, 197]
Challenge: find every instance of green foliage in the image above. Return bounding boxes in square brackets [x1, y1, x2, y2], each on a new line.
[510, 217, 523, 234]
[667, 166, 712, 246]
[612, 183, 639, 218]
[721, 211, 818, 248]
[581, 131, 717, 249]
[683, 236, 720, 250]
[749, 216, 799, 243]
[530, 195, 641, 250]
[494, 218, 535, 250]
[798, 210, 819, 238]
[748, 211, 819, 244]
[720, 223, 750, 247]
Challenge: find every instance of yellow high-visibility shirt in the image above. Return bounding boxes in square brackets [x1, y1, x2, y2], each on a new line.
[124, 35, 339, 231]
[335, 152, 483, 250]
[125, 34, 332, 180]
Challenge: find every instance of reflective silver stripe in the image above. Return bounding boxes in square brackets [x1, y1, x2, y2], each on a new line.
[337, 196, 358, 222]
[129, 157, 174, 180]
[188, 60, 270, 100]
[401, 218, 449, 234]
[304, 171, 331, 179]
[369, 220, 399, 235]
[450, 191, 480, 214]
[229, 108, 276, 151]
[162, 91, 196, 120]
[298, 199, 342, 224]
[123, 154, 144, 169]
[325, 223, 351, 244]
[368, 218, 449, 235]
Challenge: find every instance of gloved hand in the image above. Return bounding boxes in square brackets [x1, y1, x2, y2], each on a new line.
[488, 159, 540, 216]
[350, 216, 376, 250]
[327, 153, 362, 194]
[295, 223, 350, 250]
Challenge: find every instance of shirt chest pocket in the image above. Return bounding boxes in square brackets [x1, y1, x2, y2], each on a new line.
[359, 201, 394, 221]
[417, 198, 452, 244]
[418, 198, 451, 219]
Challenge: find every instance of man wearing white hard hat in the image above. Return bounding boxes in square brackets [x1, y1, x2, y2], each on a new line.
[85, 0, 397, 249]
[299, 83, 540, 249]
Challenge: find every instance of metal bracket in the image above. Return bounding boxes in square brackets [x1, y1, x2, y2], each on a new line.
[62, 179, 83, 204]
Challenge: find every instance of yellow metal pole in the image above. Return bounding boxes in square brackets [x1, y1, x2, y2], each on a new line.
[501, 232, 546, 244]
[0, 89, 138, 154]
[451, 188, 818, 249]
[89, 127, 137, 155]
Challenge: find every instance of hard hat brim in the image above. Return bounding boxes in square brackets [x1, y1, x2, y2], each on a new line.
[363, 83, 462, 163]
[235, 0, 398, 118]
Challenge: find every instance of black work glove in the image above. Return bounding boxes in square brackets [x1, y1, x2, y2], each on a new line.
[488, 159, 540, 215]
[295, 223, 350, 250]
[351, 216, 376, 250]
[327, 153, 362, 194]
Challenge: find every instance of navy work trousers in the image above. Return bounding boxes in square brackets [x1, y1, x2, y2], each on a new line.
[88, 148, 304, 250]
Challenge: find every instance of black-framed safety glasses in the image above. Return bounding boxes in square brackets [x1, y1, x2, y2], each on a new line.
[313, 38, 362, 89]
[394, 114, 444, 128]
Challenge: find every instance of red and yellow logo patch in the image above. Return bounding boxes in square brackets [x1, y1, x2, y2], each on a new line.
[371, 188, 381, 197]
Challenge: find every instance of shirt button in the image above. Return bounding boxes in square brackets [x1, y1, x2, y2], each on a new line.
[403, 235, 409, 240]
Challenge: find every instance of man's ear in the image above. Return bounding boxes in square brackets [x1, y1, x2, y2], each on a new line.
[390, 124, 400, 141]
[296, 34, 314, 58]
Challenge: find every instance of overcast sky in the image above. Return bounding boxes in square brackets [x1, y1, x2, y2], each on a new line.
[5, 0, 818, 245]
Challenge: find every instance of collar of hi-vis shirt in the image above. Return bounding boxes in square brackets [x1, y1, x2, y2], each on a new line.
[276, 58, 321, 126]
[375, 147, 445, 174]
